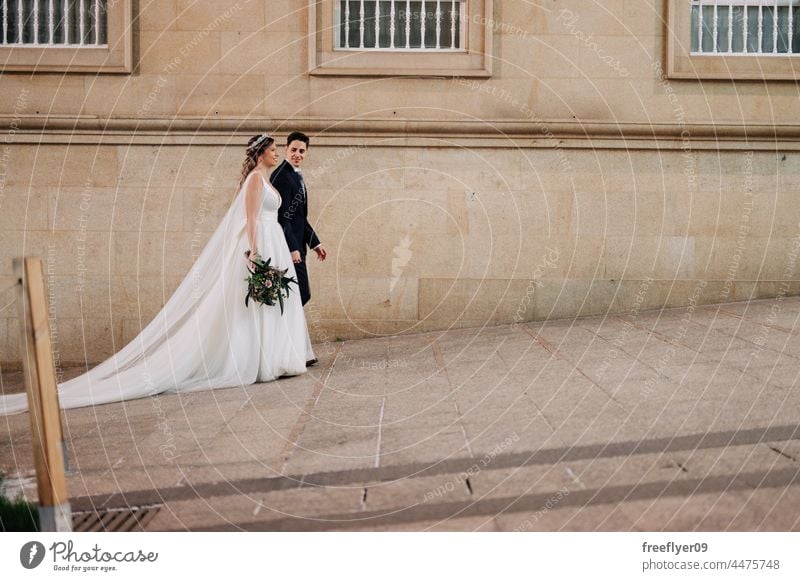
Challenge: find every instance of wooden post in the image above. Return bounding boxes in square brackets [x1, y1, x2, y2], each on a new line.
[14, 257, 72, 532]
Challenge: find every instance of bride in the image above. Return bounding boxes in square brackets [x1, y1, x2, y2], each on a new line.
[0, 134, 315, 415]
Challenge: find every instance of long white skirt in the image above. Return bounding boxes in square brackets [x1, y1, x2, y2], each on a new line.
[0, 198, 314, 415]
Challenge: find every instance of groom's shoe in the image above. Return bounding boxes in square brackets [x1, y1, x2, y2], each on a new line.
[306, 359, 318, 367]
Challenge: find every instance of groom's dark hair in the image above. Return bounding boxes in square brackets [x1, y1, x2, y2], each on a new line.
[286, 131, 310, 147]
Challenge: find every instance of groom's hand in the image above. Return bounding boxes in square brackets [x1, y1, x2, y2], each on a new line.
[314, 245, 328, 261]
[291, 250, 302, 264]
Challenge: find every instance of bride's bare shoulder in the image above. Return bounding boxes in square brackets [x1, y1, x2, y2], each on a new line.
[244, 170, 268, 185]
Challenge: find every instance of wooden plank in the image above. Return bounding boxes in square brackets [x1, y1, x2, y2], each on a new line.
[14, 257, 69, 513]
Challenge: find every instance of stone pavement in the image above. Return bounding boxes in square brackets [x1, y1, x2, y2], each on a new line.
[2, 297, 800, 531]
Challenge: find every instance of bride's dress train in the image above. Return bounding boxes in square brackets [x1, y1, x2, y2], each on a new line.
[0, 175, 314, 415]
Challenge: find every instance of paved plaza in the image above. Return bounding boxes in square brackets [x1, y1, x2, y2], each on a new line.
[2, 297, 800, 531]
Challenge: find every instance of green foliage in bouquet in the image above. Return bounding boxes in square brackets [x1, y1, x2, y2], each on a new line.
[244, 251, 297, 314]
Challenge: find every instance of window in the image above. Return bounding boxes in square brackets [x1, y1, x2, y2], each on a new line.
[336, 0, 464, 51]
[690, 0, 800, 54]
[1, 0, 108, 46]
[310, 0, 492, 77]
[0, 0, 131, 72]
[667, 0, 800, 79]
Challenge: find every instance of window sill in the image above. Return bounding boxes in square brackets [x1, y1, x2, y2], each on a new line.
[667, 0, 800, 80]
[309, 0, 493, 78]
[0, 0, 132, 73]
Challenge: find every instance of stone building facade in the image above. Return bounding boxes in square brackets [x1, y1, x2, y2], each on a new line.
[1, 0, 799, 364]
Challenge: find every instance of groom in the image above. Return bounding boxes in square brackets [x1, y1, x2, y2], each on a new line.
[271, 131, 327, 309]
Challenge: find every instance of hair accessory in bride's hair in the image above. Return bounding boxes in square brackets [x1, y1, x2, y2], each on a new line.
[247, 133, 272, 152]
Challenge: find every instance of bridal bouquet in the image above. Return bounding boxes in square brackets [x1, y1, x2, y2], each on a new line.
[244, 251, 297, 314]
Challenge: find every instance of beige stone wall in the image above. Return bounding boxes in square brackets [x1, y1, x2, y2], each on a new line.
[2, 1, 799, 123]
[1, 0, 799, 363]
[2, 142, 799, 364]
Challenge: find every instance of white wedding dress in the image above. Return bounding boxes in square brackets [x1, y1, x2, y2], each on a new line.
[0, 173, 314, 415]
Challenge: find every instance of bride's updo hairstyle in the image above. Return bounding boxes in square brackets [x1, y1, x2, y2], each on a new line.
[238, 133, 275, 188]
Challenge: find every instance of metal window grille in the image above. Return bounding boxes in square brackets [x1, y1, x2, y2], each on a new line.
[0, 0, 108, 46]
[336, 0, 465, 50]
[691, 0, 800, 54]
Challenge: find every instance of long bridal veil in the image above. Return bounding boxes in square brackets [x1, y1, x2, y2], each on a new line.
[1, 185, 264, 415]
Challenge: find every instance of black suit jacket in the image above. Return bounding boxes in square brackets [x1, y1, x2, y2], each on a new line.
[270, 160, 321, 256]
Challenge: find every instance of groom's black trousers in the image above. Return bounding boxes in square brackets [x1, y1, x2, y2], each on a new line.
[295, 255, 311, 306]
